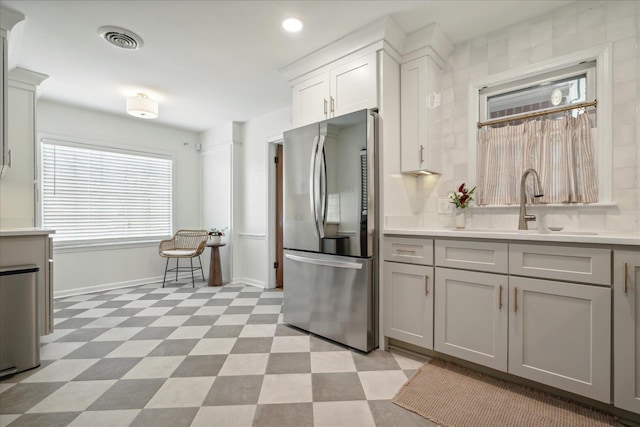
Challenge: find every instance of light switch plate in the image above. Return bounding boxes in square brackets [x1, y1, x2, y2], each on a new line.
[438, 198, 453, 214]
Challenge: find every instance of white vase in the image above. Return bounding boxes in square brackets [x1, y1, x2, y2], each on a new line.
[210, 235, 221, 245]
[454, 208, 466, 229]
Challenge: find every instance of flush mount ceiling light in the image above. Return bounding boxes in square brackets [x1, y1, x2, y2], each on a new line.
[98, 25, 144, 50]
[126, 93, 158, 119]
[282, 17, 303, 33]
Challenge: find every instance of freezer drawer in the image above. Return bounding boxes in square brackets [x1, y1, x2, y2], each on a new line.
[283, 250, 376, 352]
[0, 265, 40, 378]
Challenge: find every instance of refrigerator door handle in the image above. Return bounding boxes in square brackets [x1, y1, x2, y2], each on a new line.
[308, 135, 320, 240]
[314, 134, 326, 239]
[285, 253, 363, 270]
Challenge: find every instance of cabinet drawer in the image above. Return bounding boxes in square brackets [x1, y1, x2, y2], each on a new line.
[509, 244, 611, 285]
[383, 237, 433, 265]
[435, 239, 508, 274]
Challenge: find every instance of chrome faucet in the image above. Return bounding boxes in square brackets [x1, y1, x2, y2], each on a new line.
[518, 168, 544, 230]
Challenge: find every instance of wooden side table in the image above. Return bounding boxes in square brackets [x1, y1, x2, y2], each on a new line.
[206, 242, 226, 286]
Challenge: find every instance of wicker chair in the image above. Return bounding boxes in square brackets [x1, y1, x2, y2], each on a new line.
[159, 229, 209, 287]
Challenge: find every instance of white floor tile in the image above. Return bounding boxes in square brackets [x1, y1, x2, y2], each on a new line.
[74, 308, 117, 318]
[251, 305, 282, 314]
[194, 306, 226, 316]
[176, 299, 207, 307]
[22, 359, 99, 383]
[191, 405, 256, 427]
[134, 307, 173, 317]
[145, 377, 215, 408]
[271, 336, 311, 353]
[61, 295, 95, 302]
[39, 329, 74, 344]
[218, 353, 269, 376]
[313, 401, 376, 427]
[122, 300, 157, 308]
[113, 294, 146, 301]
[310, 351, 357, 373]
[212, 292, 238, 299]
[66, 300, 105, 310]
[122, 356, 185, 379]
[239, 324, 276, 338]
[162, 292, 191, 300]
[0, 383, 15, 394]
[189, 338, 237, 355]
[149, 315, 190, 327]
[358, 370, 409, 400]
[27, 380, 116, 413]
[257, 373, 312, 404]
[215, 314, 250, 325]
[166, 326, 210, 340]
[93, 327, 144, 342]
[105, 340, 162, 358]
[392, 352, 428, 370]
[230, 298, 259, 306]
[40, 342, 84, 360]
[67, 409, 140, 427]
[83, 317, 128, 329]
[0, 414, 20, 427]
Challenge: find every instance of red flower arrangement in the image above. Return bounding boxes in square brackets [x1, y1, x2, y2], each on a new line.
[448, 183, 476, 209]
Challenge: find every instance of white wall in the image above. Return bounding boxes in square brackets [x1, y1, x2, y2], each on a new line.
[37, 100, 202, 296]
[233, 107, 291, 288]
[385, 0, 640, 233]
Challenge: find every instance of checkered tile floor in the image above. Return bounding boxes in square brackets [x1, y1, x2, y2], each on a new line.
[0, 281, 434, 427]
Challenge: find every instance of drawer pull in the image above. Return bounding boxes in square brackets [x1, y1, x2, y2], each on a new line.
[396, 248, 416, 254]
[498, 285, 503, 309]
[624, 262, 628, 294]
[425, 275, 429, 296]
[514, 287, 518, 313]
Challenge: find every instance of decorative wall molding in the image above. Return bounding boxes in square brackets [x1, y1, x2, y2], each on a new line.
[53, 273, 194, 299]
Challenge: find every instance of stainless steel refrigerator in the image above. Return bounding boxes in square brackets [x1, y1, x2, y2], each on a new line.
[283, 109, 379, 352]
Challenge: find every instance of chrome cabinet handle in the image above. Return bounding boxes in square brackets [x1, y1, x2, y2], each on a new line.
[330, 96, 335, 114]
[624, 262, 628, 294]
[323, 98, 327, 116]
[514, 287, 518, 313]
[419, 145, 424, 164]
[499, 285, 503, 309]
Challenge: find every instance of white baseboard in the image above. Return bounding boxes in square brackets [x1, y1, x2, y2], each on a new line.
[53, 273, 201, 299]
[231, 277, 266, 289]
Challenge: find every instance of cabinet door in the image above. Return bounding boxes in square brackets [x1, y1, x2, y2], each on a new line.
[330, 52, 377, 118]
[400, 56, 441, 174]
[383, 262, 433, 349]
[434, 267, 508, 371]
[614, 250, 640, 414]
[292, 73, 330, 128]
[508, 276, 610, 402]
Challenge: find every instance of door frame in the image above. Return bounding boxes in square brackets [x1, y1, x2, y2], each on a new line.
[265, 133, 283, 289]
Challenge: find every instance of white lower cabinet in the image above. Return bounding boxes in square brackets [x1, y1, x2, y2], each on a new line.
[434, 268, 508, 371]
[508, 276, 611, 402]
[614, 249, 640, 414]
[384, 261, 433, 349]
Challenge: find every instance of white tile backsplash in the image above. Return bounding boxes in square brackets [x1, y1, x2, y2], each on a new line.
[387, 0, 640, 233]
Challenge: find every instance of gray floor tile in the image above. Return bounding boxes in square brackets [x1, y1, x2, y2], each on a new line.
[224, 306, 254, 314]
[129, 407, 198, 427]
[53, 301, 77, 310]
[53, 309, 86, 319]
[247, 314, 280, 324]
[231, 337, 274, 354]
[107, 308, 145, 317]
[309, 336, 348, 352]
[138, 293, 166, 300]
[404, 369, 417, 378]
[0, 382, 65, 414]
[0, 360, 54, 384]
[63, 342, 123, 359]
[352, 350, 401, 371]
[166, 307, 199, 316]
[118, 316, 160, 327]
[88, 379, 165, 410]
[183, 315, 219, 326]
[312, 372, 366, 401]
[95, 301, 130, 309]
[257, 298, 284, 306]
[203, 375, 263, 406]
[88, 293, 117, 301]
[253, 403, 314, 427]
[52, 317, 95, 329]
[368, 400, 435, 426]
[275, 324, 307, 336]
[203, 325, 243, 338]
[130, 327, 177, 340]
[56, 328, 109, 343]
[205, 298, 234, 306]
[150, 299, 182, 307]
[7, 412, 81, 427]
[266, 353, 311, 375]
[148, 339, 199, 356]
[237, 292, 262, 299]
[73, 358, 141, 381]
[171, 355, 226, 377]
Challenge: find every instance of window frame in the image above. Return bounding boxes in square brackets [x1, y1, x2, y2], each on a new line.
[37, 135, 175, 247]
[467, 44, 612, 206]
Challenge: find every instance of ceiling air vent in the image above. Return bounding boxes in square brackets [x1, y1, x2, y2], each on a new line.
[97, 26, 144, 50]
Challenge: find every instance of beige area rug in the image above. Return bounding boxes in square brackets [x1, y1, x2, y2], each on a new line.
[392, 358, 617, 427]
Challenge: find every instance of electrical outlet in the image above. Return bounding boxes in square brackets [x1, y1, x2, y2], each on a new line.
[438, 198, 453, 214]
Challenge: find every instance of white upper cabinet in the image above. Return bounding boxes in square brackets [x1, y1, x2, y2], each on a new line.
[400, 55, 442, 174]
[291, 52, 378, 128]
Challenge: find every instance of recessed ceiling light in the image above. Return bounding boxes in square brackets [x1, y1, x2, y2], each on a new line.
[282, 18, 303, 33]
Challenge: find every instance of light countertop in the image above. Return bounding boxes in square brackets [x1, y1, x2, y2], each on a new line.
[384, 228, 640, 246]
[0, 228, 56, 237]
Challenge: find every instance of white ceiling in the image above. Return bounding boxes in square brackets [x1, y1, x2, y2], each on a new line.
[2, 0, 573, 133]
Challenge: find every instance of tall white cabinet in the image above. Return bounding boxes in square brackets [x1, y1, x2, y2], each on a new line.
[614, 249, 640, 414]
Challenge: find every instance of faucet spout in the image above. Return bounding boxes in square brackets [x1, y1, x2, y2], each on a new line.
[518, 168, 544, 230]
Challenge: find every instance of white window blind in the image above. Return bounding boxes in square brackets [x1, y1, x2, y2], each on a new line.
[41, 140, 172, 243]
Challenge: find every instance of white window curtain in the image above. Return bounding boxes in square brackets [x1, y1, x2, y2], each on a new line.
[476, 113, 597, 206]
[41, 140, 173, 243]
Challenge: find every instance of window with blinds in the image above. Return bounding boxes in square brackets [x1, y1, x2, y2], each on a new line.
[41, 139, 173, 243]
